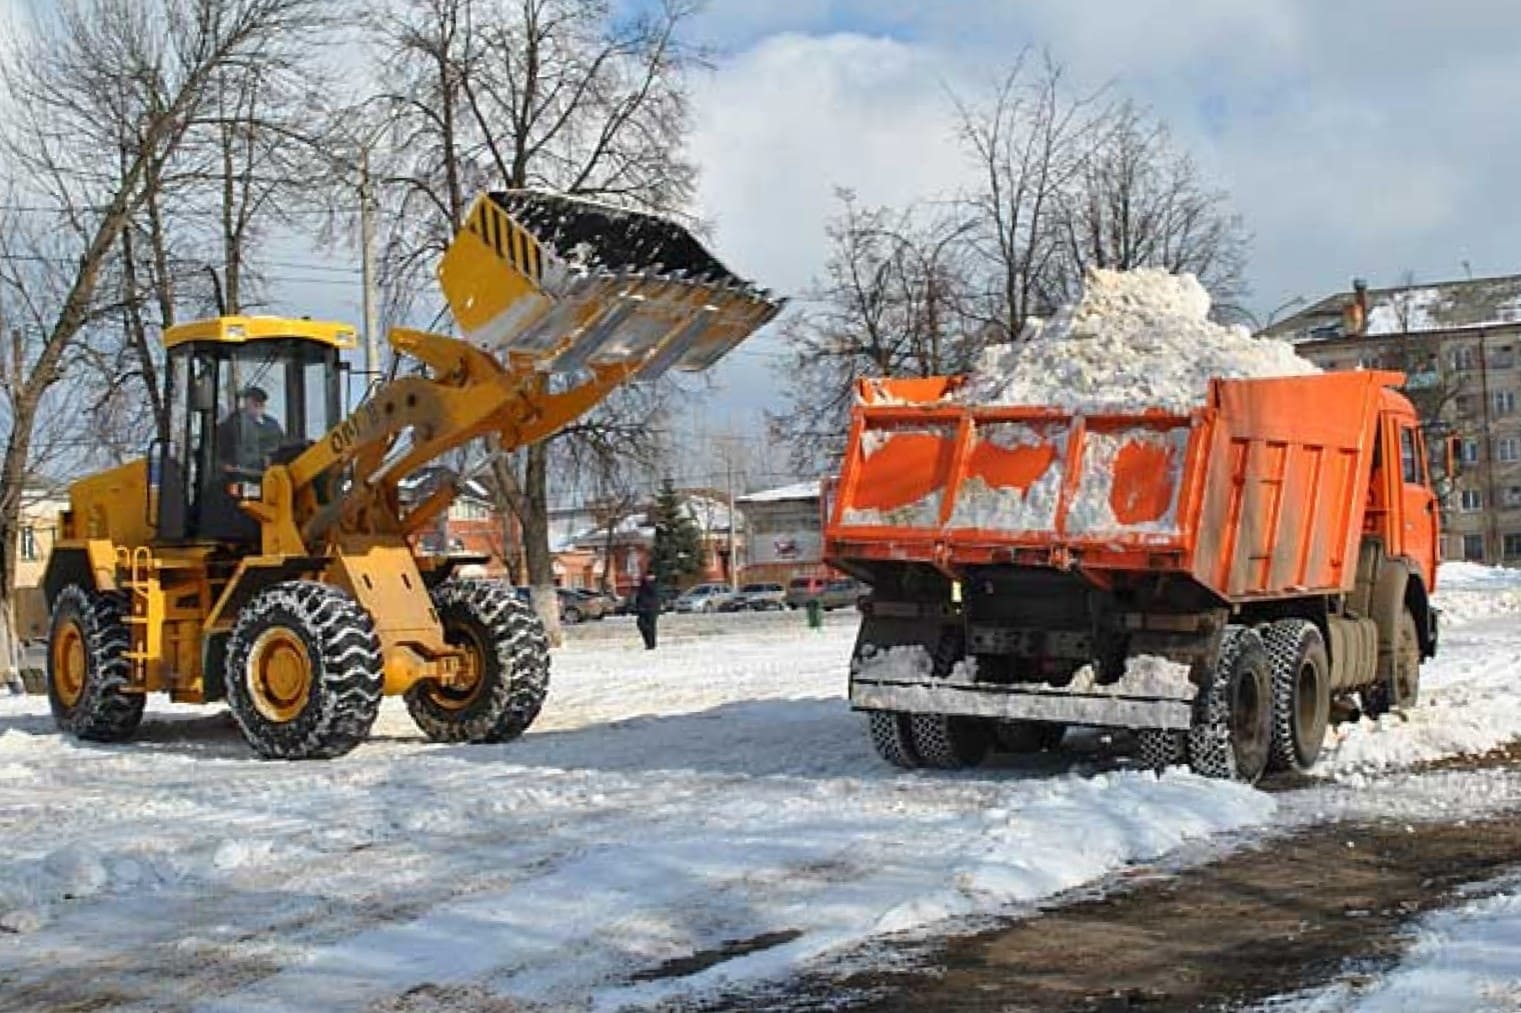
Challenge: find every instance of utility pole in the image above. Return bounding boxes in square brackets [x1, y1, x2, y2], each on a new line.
[359, 146, 380, 380]
[726, 454, 736, 588]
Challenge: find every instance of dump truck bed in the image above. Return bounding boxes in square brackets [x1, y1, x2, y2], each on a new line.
[826, 370, 1407, 603]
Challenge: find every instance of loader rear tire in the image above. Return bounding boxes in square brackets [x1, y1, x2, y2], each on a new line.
[1187, 626, 1272, 784]
[1263, 620, 1331, 773]
[405, 580, 550, 744]
[47, 585, 143, 742]
[225, 582, 383, 760]
[867, 711, 920, 768]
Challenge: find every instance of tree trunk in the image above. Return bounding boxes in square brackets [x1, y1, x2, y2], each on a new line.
[521, 440, 560, 643]
[0, 388, 39, 690]
[490, 450, 562, 646]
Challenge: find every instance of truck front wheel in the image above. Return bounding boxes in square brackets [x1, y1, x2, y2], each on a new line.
[1188, 626, 1273, 783]
[1363, 608, 1420, 718]
[1263, 620, 1331, 773]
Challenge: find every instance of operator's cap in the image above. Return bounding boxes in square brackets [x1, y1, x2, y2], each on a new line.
[240, 385, 268, 404]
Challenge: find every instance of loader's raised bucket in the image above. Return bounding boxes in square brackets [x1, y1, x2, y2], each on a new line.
[438, 191, 783, 378]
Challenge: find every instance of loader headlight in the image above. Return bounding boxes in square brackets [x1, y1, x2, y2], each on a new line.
[229, 481, 262, 499]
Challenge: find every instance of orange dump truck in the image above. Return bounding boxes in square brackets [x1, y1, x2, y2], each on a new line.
[824, 370, 1442, 782]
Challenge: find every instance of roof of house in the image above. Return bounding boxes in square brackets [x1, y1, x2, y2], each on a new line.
[1267, 274, 1521, 344]
[736, 480, 821, 504]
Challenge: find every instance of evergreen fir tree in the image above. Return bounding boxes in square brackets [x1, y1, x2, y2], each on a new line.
[649, 478, 702, 586]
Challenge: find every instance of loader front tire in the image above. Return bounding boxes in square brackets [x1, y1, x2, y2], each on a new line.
[225, 582, 383, 760]
[405, 580, 550, 744]
[47, 585, 143, 742]
[1187, 626, 1273, 783]
[1263, 620, 1330, 773]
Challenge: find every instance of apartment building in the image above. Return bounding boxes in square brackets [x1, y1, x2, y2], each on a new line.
[1266, 274, 1521, 564]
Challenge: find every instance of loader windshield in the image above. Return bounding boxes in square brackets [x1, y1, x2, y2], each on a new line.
[158, 337, 341, 543]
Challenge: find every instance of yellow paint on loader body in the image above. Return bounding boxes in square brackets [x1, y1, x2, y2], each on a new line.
[42, 189, 783, 756]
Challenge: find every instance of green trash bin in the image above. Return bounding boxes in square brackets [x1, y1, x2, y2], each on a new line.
[806, 598, 823, 630]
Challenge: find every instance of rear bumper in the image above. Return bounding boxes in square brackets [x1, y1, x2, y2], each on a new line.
[850, 676, 1194, 731]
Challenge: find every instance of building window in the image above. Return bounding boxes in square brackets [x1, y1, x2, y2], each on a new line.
[1460, 489, 1484, 512]
[1465, 534, 1487, 561]
[1506, 534, 1521, 559]
[19, 526, 36, 562]
[1508, 486, 1521, 508]
[1501, 438, 1521, 464]
[1494, 346, 1516, 370]
[1453, 346, 1478, 371]
[1456, 394, 1476, 417]
[1496, 390, 1517, 417]
[1461, 438, 1481, 465]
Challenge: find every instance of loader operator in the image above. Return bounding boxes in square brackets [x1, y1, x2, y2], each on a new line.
[218, 385, 285, 479]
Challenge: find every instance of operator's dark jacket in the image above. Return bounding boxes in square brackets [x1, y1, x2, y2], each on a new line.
[634, 580, 660, 615]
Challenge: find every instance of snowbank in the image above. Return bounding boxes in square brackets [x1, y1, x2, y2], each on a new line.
[959, 269, 1318, 412]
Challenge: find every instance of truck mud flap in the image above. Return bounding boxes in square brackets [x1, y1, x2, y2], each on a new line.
[851, 679, 1194, 731]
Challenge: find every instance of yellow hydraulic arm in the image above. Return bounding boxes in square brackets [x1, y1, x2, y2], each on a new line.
[246, 190, 784, 560]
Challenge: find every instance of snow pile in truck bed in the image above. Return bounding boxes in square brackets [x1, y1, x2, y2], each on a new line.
[959, 269, 1319, 412]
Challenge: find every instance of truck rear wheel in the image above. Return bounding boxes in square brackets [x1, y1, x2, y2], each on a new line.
[1363, 607, 1420, 718]
[909, 714, 990, 769]
[405, 580, 550, 744]
[47, 585, 143, 742]
[867, 711, 921, 768]
[1188, 626, 1272, 783]
[1136, 729, 1187, 770]
[225, 582, 384, 760]
[1263, 620, 1331, 773]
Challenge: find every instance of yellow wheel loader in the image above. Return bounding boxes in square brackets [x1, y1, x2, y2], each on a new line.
[42, 191, 782, 758]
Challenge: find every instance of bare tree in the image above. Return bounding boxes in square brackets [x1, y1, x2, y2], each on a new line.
[952, 53, 1110, 342]
[0, 0, 328, 686]
[770, 191, 979, 474]
[367, 0, 704, 636]
[1055, 100, 1248, 310]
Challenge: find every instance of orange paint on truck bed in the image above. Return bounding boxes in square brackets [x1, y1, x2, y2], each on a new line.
[825, 370, 1436, 604]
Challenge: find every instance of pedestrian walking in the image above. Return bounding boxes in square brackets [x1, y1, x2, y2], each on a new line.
[634, 574, 660, 650]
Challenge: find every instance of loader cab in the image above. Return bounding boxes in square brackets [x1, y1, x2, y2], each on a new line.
[155, 316, 355, 544]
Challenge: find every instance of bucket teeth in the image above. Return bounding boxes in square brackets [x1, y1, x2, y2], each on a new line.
[437, 190, 783, 376]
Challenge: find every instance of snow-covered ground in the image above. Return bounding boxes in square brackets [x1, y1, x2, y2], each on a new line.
[2, 564, 1521, 1009]
[1266, 874, 1521, 1012]
[0, 612, 1268, 1010]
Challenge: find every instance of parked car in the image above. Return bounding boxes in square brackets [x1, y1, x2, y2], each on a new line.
[784, 575, 828, 609]
[566, 588, 609, 621]
[556, 587, 590, 623]
[671, 582, 736, 613]
[818, 577, 867, 610]
[720, 582, 787, 612]
[786, 575, 866, 611]
[514, 585, 567, 623]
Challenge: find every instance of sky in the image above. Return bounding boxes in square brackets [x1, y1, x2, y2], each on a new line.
[670, 0, 1521, 463]
[9, 0, 1521, 488]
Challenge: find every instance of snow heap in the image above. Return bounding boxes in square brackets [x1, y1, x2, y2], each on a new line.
[958, 268, 1319, 412]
